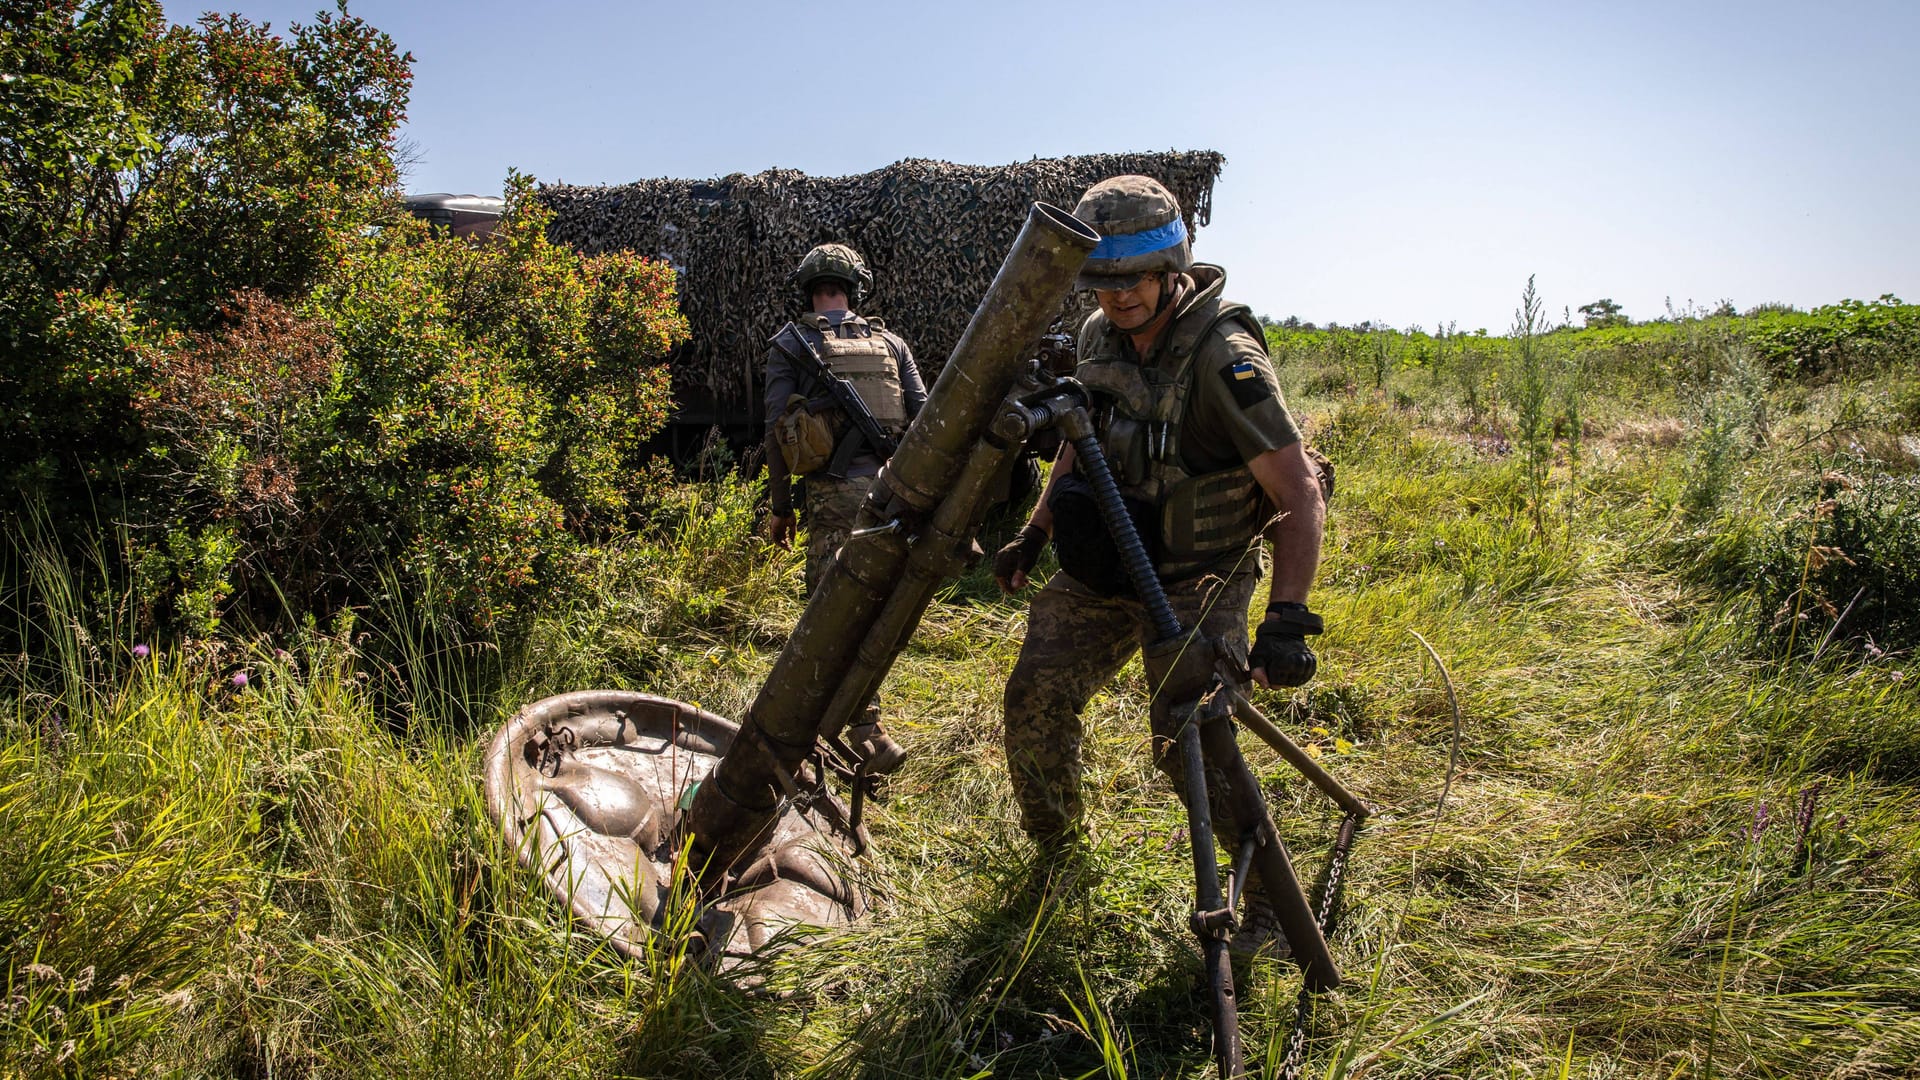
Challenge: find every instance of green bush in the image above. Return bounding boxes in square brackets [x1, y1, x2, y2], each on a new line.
[1679, 465, 1920, 655]
[288, 178, 686, 626]
[126, 183, 688, 631]
[1, 5, 691, 638]
[0, 2, 409, 506]
[1746, 296, 1920, 378]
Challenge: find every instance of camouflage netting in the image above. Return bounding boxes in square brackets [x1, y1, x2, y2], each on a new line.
[538, 151, 1225, 432]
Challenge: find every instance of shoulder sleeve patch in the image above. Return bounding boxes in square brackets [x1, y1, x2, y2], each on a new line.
[1219, 359, 1275, 409]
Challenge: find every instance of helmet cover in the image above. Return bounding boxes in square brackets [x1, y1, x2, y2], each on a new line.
[792, 243, 874, 305]
[1071, 175, 1191, 291]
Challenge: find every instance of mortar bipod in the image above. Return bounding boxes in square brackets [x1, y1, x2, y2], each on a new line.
[1023, 385, 1368, 1078]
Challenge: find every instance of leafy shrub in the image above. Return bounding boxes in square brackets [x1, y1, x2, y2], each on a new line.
[0, 2, 409, 508]
[1745, 296, 1920, 378]
[1, 5, 691, 638]
[1680, 465, 1920, 655]
[135, 180, 688, 630]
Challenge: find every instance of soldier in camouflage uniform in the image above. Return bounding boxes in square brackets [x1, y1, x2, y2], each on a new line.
[993, 176, 1327, 955]
[763, 243, 926, 773]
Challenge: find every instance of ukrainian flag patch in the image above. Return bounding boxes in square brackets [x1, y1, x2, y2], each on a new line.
[1219, 359, 1273, 408]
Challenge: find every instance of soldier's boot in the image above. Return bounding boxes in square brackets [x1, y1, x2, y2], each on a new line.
[1231, 883, 1292, 962]
[845, 707, 907, 775]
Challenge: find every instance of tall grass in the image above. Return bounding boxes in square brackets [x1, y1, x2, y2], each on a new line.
[6, 337, 1920, 1077]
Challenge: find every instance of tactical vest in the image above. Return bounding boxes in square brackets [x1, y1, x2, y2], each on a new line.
[1075, 292, 1273, 583]
[778, 313, 909, 433]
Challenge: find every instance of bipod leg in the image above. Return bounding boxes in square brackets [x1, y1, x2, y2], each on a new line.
[1178, 715, 1243, 1080]
[1196, 692, 1341, 991]
[1275, 812, 1363, 1079]
[1221, 682, 1372, 821]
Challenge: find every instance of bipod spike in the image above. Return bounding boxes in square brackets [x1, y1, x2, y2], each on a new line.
[1179, 716, 1244, 1079]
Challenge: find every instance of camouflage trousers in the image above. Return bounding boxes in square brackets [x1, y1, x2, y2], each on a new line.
[1002, 568, 1259, 845]
[800, 473, 872, 594]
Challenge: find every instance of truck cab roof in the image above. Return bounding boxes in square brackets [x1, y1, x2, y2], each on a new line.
[403, 193, 504, 238]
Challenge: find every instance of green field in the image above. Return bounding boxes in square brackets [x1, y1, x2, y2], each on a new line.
[8, 306, 1919, 1079]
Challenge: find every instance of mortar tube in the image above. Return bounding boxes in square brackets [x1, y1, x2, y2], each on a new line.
[869, 203, 1102, 519]
[683, 203, 1098, 877]
[815, 402, 1034, 743]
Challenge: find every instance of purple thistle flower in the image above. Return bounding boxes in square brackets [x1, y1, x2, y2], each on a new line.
[132, 644, 150, 659]
[232, 670, 250, 689]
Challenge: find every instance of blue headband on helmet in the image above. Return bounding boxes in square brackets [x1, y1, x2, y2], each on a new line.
[1089, 217, 1188, 261]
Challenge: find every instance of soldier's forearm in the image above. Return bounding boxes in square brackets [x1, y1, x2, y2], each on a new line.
[1265, 507, 1321, 606]
[1247, 443, 1324, 607]
[764, 429, 793, 516]
[1027, 442, 1076, 535]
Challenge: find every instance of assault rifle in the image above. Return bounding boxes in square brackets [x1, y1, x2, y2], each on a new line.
[775, 333, 900, 480]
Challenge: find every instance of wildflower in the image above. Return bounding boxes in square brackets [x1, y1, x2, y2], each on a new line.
[24, 963, 59, 983]
[1892, 671, 1907, 683]
[232, 670, 250, 689]
[132, 643, 150, 659]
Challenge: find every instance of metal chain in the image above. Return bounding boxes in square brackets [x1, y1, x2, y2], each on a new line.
[1277, 813, 1363, 1080]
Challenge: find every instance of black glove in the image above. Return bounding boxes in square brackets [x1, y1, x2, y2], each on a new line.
[993, 524, 1049, 592]
[1250, 602, 1323, 687]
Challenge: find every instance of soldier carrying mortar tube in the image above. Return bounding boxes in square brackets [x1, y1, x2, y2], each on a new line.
[762, 242, 926, 774]
[992, 175, 1331, 959]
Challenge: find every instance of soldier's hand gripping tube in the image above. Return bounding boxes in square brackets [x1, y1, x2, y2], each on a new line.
[992, 524, 1048, 591]
[1181, 709, 1244, 1080]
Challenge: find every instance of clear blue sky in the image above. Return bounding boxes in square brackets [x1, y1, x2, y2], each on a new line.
[206, 0, 1917, 332]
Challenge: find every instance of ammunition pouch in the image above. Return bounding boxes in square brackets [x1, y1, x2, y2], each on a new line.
[1306, 445, 1336, 503]
[1157, 465, 1268, 581]
[1048, 472, 1160, 598]
[773, 394, 839, 476]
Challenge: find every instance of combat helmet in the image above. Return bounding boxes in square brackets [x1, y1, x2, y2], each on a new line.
[1071, 175, 1192, 292]
[791, 243, 874, 305]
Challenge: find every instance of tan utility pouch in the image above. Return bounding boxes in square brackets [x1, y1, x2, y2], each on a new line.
[773, 393, 839, 476]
